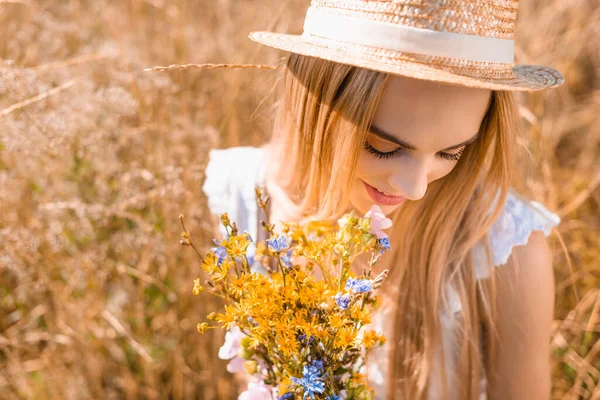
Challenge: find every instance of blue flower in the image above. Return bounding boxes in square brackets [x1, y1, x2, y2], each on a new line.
[278, 393, 294, 400]
[311, 359, 324, 371]
[267, 235, 290, 253]
[376, 237, 391, 254]
[345, 277, 373, 293]
[297, 334, 314, 346]
[243, 231, 255, 244]
[291, 364, 325, 400]
[211, 245, 228, 266]
[326, 396, 341, 400]
[280, 249, 293, 268]
[333, 292, 351, 310]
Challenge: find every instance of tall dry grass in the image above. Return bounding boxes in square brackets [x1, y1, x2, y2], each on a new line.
[0, 0, 597, 399]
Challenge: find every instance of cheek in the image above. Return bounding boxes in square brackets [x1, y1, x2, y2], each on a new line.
[355, 152, 390, 178]
[427, 161, 458, 183]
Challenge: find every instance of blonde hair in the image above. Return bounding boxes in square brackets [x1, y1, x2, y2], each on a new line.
[266, 53, 519, 399]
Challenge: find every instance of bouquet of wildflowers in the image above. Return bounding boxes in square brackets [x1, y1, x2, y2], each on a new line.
[181, 187, 392, 400]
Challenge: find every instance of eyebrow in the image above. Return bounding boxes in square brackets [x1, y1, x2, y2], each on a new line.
[368, 125, 480, 152]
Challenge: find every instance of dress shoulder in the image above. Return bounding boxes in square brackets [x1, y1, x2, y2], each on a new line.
[201, 146, 267, 240]
[473, 190, 560, 280]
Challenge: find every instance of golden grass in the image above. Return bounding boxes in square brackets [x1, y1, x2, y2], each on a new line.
[0, 0, 597, 399]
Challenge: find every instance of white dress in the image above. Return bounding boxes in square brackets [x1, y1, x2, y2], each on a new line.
[202, 146, 560, 400]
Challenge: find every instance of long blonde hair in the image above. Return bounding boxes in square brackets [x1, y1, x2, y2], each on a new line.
[266, 53, 520, 399]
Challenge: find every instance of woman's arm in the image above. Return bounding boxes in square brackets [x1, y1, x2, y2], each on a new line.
[487, 231, 555, 400]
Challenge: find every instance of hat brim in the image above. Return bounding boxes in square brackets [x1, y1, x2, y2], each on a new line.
[249, 31, 564, 92]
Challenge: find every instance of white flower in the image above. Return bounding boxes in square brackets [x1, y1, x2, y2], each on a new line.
[337, 213, 352, 230]
[218, 325, 246, 373]
[238, 381, 273, 400]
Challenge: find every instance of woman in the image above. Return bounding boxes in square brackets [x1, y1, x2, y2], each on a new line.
[202, 1, 563, 399]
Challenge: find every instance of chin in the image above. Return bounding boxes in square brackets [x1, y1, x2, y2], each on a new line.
[372, 202, 402, 216]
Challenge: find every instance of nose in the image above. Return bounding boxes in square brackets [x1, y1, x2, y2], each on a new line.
[389, 157, 429, 201]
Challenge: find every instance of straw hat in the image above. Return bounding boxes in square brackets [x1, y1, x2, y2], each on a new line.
[249, 0, 564, 91]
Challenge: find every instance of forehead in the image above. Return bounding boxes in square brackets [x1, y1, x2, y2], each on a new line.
[372, 75, 492, 141]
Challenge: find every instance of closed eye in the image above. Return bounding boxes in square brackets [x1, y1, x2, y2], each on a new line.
[364, 142, 466, 162]
[364, 142, 404, 159]
[365, 125, 476, 162]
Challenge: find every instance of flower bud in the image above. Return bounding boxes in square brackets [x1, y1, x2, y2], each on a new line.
[220, 213, 231, 226]
[192, 278, 204, 295]
[197, 322, 209, 334]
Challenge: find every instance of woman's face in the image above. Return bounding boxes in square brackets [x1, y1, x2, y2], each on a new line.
[349, 75, 493, 216]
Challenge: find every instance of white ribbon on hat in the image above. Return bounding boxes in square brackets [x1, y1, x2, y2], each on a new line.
[302, 7, 514, 64]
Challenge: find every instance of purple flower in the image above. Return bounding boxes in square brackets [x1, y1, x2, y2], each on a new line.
[345, 277, 373, 293]
[267, 235, 289, 253]
[333, 292, 351, 310]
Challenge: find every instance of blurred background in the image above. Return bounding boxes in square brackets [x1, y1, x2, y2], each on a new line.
[0, 0, 598, 399]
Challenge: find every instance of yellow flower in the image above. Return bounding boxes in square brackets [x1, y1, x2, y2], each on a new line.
[224, 233, 253, 258]
[277, 331, 299, 357]
[334, 326, 358, 349]
[192, 278, 204, 295]
[201, 252, 220, 274]
[229, 275, 250, 298]
[277, 376, 293, 397]
[247, 336, 261, 350]
[349, 304, 371, 325]
[306, 220, 334, 236]
[289, 309, 309, 332]
[351, 372, 367, 385]
[216, 304, 237, 330]
[328, 314, 345, 329]
[311, 326, 329, 341]
[362, 330, 385, 349]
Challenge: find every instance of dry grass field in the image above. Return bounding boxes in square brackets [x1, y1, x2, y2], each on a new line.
[0, 0, 598, 399]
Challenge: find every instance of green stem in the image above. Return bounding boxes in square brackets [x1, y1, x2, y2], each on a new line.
[277, 257, 287, 287]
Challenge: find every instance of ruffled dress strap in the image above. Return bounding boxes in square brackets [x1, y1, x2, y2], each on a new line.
[445, 190, 560, 314]
[201, 146, 267, 242]
[472, 190, 561, 280]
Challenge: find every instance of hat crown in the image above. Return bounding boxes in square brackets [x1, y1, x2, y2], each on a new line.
[310, 0, 519, 40]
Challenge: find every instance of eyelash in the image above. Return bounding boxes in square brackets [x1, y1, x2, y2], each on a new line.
[364, 142, 466, 162]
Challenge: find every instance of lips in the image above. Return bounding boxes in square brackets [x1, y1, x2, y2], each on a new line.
[363, 181, 406, 206]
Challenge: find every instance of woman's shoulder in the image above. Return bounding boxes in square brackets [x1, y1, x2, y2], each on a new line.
[202, 146, 267, 237]
[202, 146, 267, 213]
[473, 190, 560, 280]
